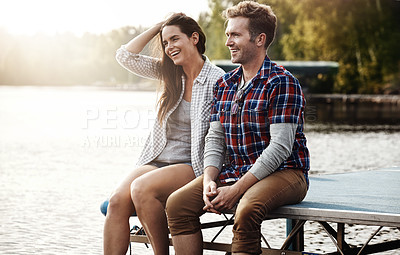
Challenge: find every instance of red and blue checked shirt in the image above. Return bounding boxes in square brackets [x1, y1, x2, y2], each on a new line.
[210, 55, 310, 183]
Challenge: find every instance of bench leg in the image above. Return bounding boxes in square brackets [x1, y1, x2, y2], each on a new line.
[283, 219, 305, 251]
[337, 223, 345, 252]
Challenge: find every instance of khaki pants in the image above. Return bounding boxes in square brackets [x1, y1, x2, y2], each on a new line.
[166, 169, 308, 254]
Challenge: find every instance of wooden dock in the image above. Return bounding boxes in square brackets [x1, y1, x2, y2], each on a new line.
[130, 167, 400, 254]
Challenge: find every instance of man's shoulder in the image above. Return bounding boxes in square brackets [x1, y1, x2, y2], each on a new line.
[270, 60, 297, 78]
[217, 67, 241, 86]
[264, 62, 300, 87]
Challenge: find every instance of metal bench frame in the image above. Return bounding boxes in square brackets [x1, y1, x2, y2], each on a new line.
[129, 208, 400, 255]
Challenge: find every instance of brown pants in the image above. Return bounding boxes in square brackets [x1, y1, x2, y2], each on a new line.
[166, 169, 308, 254]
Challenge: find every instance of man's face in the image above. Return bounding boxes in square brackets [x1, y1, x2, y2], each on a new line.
[225, 17, 258, 65]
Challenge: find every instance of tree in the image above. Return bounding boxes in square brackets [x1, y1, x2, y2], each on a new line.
[276, 0, 400, 93]
[199, 0, 400, 94]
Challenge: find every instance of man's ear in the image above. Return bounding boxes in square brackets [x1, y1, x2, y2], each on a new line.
[256, 33, 267, 47]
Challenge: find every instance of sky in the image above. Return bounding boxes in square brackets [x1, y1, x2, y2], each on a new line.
[0, 0, 210, 35]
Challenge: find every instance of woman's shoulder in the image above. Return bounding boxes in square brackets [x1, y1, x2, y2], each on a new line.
[210, 64, 226, 77]
[203, 56, 225, 78]
[194, 56, 225, 86]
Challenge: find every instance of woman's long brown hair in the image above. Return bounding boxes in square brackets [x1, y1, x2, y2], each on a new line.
[157, 13, 206, 123]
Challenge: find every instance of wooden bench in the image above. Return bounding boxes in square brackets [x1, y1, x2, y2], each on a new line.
[129, 167, 400, 254]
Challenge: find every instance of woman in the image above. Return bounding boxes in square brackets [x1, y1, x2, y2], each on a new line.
[103, 13, 225, 255]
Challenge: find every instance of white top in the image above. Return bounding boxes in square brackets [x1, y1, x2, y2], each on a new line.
[154, 99, 191, 163]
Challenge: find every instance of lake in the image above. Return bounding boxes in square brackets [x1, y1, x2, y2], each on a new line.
[0, 86, 399, 254]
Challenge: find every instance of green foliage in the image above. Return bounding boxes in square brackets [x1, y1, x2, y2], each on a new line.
[201, 0, 400, 94]
[199, 0, 230, 60]
[277, 0, 400, 93]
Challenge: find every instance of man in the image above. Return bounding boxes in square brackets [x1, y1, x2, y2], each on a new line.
[166, 1, 310, 254]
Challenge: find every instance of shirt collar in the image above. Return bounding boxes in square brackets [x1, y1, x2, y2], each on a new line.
[194, 55, 212, 86]
[223, 55, 273, 86]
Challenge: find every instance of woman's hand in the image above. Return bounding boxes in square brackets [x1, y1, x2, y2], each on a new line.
[124, 21, 164, 54]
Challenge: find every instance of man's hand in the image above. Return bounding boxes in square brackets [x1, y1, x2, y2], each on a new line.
[209, 185, 241, 213]
[203, 180, 220, 214]
[202, 166, 221, 214]
[204, 172, 259, 214]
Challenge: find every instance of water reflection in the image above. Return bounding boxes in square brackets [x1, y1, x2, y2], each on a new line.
[305, 123, 400, 133]
[306, 94, 400, 125]
[0, 86, 399, 255]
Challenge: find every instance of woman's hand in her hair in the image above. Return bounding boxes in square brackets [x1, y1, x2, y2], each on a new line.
[124, 21, 164, 54]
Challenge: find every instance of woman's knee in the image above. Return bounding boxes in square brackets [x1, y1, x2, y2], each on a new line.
[130, 177, 151, 206]
[107, 190, 133, 217]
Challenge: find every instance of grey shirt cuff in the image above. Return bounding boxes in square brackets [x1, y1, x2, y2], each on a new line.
[249, 123, 297, 180]
[203, 121, 226, 171]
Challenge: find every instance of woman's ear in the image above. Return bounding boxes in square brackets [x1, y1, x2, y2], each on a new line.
[191, 32, 199, 45]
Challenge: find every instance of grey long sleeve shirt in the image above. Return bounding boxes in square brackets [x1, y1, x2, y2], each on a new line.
[204, 121, 297, 180]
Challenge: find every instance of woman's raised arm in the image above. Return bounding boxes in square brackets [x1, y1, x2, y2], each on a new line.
[124, 22, 164, 54]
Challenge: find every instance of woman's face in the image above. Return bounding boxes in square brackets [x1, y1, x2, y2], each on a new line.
[161, 25, 198, 66]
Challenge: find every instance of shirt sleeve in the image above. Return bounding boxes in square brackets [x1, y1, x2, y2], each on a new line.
[249, 123, 297, 180]
[115, 45, 161, 80]
[268, 77, 305, 125]
[203, 121, 226, 171]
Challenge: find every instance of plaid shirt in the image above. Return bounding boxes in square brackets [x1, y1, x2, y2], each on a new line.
[116, 46, 225, 177]
[210, 55, 310, 183]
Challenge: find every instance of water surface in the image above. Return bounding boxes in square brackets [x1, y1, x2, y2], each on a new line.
[1, 86, 399, 254]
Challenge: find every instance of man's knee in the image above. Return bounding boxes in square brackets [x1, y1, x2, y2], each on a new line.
[166, 178, 205, 236]
[165, 189, 182, 218]
[234, 199, 266, 229]
[232, 199, 265, 254]
[166, 176, 204, 218]
[166, 191, 202, 236]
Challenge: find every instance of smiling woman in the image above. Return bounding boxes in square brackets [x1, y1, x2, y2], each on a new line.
[105, 12, 226, 255]
[0, 0, 209, 35]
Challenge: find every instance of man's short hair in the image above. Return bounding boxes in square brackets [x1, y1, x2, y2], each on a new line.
[223, 1, 277, 49]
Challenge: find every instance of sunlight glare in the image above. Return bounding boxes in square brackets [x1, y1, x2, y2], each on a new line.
[0, 0, 209, 35]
